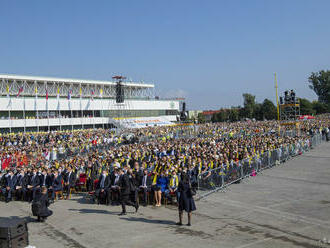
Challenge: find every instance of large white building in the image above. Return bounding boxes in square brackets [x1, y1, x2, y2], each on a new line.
[0, 74, 180, 132]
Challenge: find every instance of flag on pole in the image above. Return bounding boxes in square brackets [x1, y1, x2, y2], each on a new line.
[91, 90, 95, 101]
[56, 87, 60, 111]
[16, 87, 23, 97]
[34, 86, 38, 112]
[6, 84, 12, 108]
[57, 87, 60, 100]
[35, 86, 38, 100]
[46, 88, 49, 100]
[68, 90, 72, 100]
[99, 88, 103, 97]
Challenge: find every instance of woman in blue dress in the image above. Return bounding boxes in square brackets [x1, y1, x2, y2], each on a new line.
[154, 171, 169, 207]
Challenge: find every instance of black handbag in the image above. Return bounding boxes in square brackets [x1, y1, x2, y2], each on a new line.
[189, 182, 197, 196]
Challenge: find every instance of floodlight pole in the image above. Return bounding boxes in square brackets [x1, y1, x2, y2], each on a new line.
[275, 73, 280, 121]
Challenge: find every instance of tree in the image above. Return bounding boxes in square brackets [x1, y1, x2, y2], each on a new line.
[242, 93, 256, 119]
[308, 70, 330, 105]
[261, 99, 277, 120]
[254, 103, 263, 120]
[299, 98, 315, 115]
[312, 101, 329, 114]
[228, 108, 239, 122]
[197, 113, 206, 123]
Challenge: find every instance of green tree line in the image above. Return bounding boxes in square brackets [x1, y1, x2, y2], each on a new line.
[209, 70, 330, 123]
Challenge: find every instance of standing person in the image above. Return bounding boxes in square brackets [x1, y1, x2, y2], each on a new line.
[95, 170, 111, 205]
[177, 172, 196, 226]
[118, 168, 138, 216]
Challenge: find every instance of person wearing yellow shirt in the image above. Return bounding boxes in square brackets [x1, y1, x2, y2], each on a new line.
[169, 170, 179, 203]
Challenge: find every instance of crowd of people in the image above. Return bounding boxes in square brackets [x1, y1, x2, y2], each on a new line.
[0, 115, 329, 221]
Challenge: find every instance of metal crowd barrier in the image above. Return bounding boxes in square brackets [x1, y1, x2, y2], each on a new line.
[196, 133, 323, 199]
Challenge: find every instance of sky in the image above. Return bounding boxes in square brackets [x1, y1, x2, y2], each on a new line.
[1, 0, 329, 110]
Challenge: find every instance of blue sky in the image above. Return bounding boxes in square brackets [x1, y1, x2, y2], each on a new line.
[1, 0, 329, 110]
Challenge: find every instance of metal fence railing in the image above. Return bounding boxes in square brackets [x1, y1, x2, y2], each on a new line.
[196, 133, 323, 199]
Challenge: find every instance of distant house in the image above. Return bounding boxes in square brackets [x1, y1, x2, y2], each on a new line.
[202, 110, 221, 122]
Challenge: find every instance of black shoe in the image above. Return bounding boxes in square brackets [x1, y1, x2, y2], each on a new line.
[187, 223, 191, 226]
[119, 212, 127, 216]
[5, 198, 10, 203]
[135, 202, 139, 213]
[143, 203, 147, 207]
[176, 222, 182, 226]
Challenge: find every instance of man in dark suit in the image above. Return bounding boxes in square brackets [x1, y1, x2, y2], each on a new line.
[139, 169, 152, 206]
[110, 168, 121, 205]
[133, 162, 143, 187]
[3, 170, 17, 202]
[15, 170, 29, 201]
[40, 169, 52, 188]
[50, 171, 63, 201]
[95, 170, 111, 205]
[119, 168, 138, 215]
[27, 168, 41, 202]
[64, 167, 76, 200]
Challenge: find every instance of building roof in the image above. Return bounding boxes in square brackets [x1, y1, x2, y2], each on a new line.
[202, 110, 221, 115]
[0, 74, 154, 88]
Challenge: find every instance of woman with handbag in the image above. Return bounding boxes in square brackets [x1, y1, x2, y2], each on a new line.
[177, 171, 196, 226]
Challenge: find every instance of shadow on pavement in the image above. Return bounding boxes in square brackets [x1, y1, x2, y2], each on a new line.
[68, 208, 120, 215]
[120, 216, 176, 225]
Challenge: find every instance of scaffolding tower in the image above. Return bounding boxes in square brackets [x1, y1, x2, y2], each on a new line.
[279, 90, 300, 135]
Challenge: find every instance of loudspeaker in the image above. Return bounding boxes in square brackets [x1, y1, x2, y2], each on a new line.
[0, 232, 28, 248]
[182, 102, 186, 112]
[0, 219, 27, 240]
[0, 219, 28, 248]
[116, 83, 124, 103]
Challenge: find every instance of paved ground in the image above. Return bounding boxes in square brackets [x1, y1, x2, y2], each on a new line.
[1, 142, 330, 248]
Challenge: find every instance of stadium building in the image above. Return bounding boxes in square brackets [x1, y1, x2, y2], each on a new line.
[0, 74, 181, 132]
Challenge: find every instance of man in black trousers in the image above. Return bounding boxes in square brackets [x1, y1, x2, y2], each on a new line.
[95, 170, 111, 205]
[118, 168, 138, 215]
[27, 168, 41, 202]
[64, 167, 76, 200]
[15, 169, 29, 201]
[3, 170, 17, 202]
[139, 169, 152, 206]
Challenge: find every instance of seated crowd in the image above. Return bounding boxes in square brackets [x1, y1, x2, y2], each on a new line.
[0, 115, 329, 206]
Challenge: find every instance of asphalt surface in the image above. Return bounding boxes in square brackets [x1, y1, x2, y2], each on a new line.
[1, 142, 330, 248]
